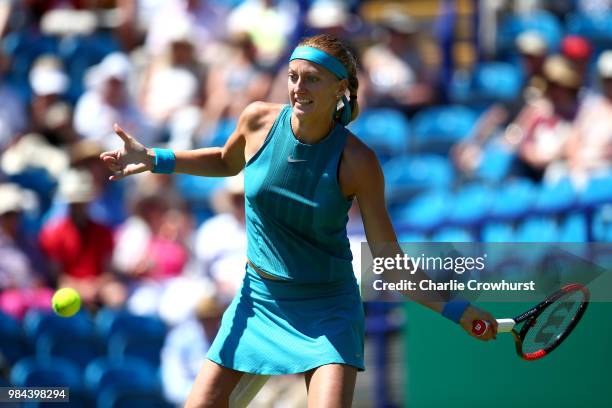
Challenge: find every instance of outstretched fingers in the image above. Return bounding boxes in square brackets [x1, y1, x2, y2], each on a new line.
[113, 123, 133, 145]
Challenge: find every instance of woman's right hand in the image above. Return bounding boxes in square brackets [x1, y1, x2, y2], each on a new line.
[99, 124, 154, 181]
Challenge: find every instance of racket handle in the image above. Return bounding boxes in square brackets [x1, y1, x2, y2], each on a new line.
[472, 318, 516, 336]
[472, 320, 490, 336]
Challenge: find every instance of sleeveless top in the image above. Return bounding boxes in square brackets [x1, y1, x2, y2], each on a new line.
[244, 105, 354, 283]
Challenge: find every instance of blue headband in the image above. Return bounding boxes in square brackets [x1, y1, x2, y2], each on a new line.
[289, 46, 352, 125]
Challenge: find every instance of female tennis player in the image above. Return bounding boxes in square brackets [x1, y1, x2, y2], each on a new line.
[101, 34, 497, 407]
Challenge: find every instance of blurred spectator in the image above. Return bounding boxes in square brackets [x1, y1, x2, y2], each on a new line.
[361, 8, 436, 113]
[73, 139, 127, 227]
[509, 55, 582, 181]
[452, 54, 583, 181]
[161, 293, 224, 405]
[28, 56, 68, 117]
[0, 132, 69, 182]
[114, 185, 191, 283]
[113, 191, 167, 277]
[140, 24, 204, 125]
[201, 32, 272, 129]
[27, 55, 80, 146]
[42, 139, 127, 228]
[0, 183, 52, 319]
[516, 30, 549, 100]
[0, 0, 10, 37]
[74, 52, 155, 150]
[139, 23, 205, 150]
[228, 0, 298, 67]
[305, 0, 355, 40]
[0, 51, 27, 149]
[194, 173, 246, 303]
[547, 50, 612, 186]
[145, 0, 229, 59]
[560, 35, 593, 87]
[39, 168, 126, 309]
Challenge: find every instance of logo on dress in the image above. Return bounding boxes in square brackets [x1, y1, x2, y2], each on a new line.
[287, 156, 307, 163]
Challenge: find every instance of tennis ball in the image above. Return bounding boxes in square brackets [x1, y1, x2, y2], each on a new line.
[51, 288, 81, 317]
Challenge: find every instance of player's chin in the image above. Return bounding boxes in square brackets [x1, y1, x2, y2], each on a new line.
[293, 100, 315, 115]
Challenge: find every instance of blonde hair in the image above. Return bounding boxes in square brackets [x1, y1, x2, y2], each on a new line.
[298, 34, 360, 123]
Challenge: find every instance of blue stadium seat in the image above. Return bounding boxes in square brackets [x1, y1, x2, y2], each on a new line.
[566, 12, 612, 49]
[396, 231, 427, 242]
[482, 222, 515, 243]
[95, 309, 167, 340]
[473, 140, 516, 183]
[578, 172, 612, 210]
[496, 10, 563, 56]
[0, 311, 28, 365]
[108, 332, 165, 367]
[175, 174, 224, 206]
[514, 217, 559, 242]
[201, 118, 239, 148]
[97, 388, 173, 408]
[23, 310, 95, 345]
[431, 227, 474, 242]
[447, 183, 495, 228]
[591, 206, 612, 242]
[533, 178, 578, 215]
[452, 62, 523, 106]
[472, 62, 523, 103]
[58, 33, 120, 102]
[36, 333, 102, 370]
[559, 213, 588, 242]
[348, 108, 410, 161]
[84, 357, 159, 395]
[411, 106, 478, 153]
[10, 356, 82, 389]
[489, 178, 537, 222]
[1, 31, 59, 101]
[382, 154, 454, 204]
[394, 189, 451, 234]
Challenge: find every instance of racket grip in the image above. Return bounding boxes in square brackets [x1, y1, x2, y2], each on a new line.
[472, 318, 515, 336]
[472, 320, 490, 336]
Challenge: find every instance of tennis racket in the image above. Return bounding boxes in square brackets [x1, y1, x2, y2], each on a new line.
[471, 283, 590, 361]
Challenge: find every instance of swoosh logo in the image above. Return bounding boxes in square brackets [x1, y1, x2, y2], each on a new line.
[287, 156, 307, 163]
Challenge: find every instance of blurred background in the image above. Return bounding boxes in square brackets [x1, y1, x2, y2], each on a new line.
[1, 0, 612, 407]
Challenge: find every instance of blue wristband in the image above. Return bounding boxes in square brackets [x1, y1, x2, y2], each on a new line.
[152, 148, 175, 174]
[441, 299, 470, 324]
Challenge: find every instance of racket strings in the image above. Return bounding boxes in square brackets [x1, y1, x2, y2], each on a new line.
[521, 291, 585, 354]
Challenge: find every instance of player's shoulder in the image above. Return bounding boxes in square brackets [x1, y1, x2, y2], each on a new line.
[343, 131, 379, 169]
[241, 102, 284, 132]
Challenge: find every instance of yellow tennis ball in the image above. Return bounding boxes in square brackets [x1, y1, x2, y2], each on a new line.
[52, 288, 81, 317]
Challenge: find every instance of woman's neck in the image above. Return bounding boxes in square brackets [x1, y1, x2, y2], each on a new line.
[290, 113, 335, 144]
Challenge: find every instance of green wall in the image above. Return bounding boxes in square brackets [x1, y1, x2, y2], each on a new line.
[403, 302, 612, 407]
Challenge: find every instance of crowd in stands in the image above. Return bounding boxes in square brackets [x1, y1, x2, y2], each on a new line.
[1, 0, 612, 406]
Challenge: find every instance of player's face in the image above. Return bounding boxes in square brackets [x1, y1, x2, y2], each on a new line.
[288, 59, 345, 121]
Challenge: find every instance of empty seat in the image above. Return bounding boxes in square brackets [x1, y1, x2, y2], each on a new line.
[95, 309, 167, 341]
[383, 154, 454, 204]
[108, 332, 165, 367]
[394, 189, 451, 233]
[36, 333, 102, 370]
[0, 311, 29, 365]
[84, 356, 159, 395]
[10, 356, 82, 389]
[411, 106, 478, 153]
[348, 108, 410, 161]
[23, 310, 94, 345]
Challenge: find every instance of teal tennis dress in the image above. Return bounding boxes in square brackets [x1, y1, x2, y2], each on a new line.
[206, 105, 365, 374]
